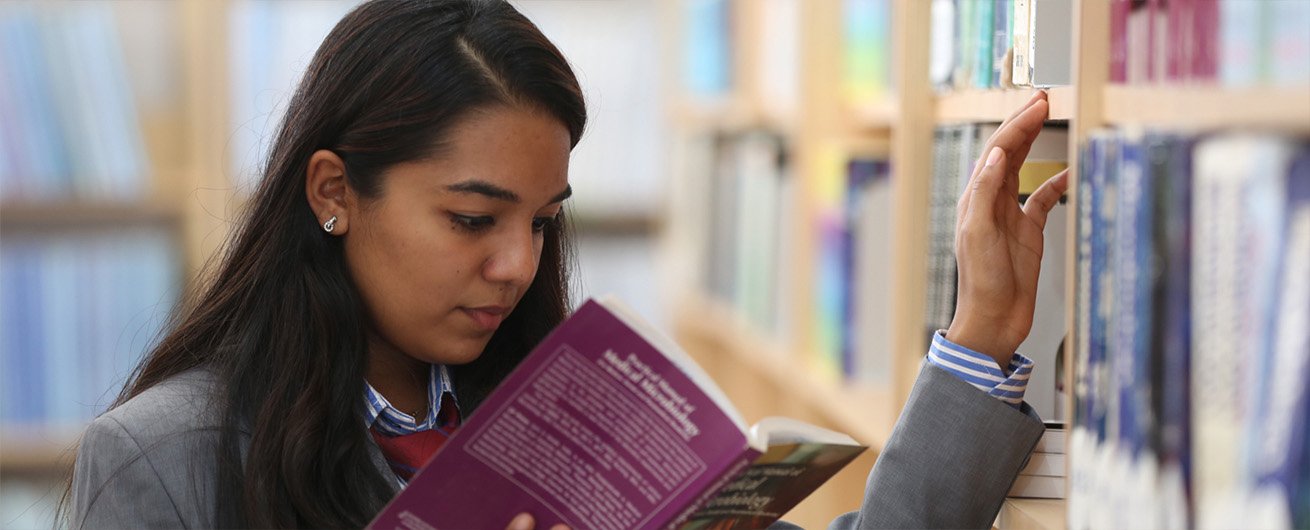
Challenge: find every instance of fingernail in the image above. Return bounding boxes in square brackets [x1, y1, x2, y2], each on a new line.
[510, 513, 533, 530]
[985, 146, 1003, 167]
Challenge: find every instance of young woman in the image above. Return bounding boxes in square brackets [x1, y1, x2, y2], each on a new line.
[69, 1, 1068, 529]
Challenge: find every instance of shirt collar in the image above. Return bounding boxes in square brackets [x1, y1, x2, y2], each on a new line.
[364, 364, 458, 436]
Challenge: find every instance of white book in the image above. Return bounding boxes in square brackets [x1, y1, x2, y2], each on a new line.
[1020, 452, 1066, 477]
[1008, 474, 1065, 499]
[1033, 427, 1066, 454]
[1028, 0, 1072, 87]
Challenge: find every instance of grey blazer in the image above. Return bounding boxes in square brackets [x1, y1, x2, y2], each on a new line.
[71, 361, 1044, 529]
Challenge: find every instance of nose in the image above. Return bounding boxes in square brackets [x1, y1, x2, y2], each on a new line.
[482, 226, 540, 288]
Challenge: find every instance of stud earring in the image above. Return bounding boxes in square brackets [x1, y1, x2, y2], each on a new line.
[323, 215, 338, 233]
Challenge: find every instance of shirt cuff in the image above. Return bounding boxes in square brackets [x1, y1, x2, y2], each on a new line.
[925, 330, 1034, 408]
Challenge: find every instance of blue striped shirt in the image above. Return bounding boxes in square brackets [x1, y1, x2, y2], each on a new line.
[926, 331, 1034, 408]
[364, 364, 459, 436]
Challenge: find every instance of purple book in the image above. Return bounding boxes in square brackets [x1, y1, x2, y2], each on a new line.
[368, 298, 866, 530]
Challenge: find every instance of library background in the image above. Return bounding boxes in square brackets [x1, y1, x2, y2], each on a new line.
[0, 0, 1307, 529]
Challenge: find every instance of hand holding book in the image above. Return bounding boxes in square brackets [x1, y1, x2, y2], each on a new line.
[947, 91, 1070, 368]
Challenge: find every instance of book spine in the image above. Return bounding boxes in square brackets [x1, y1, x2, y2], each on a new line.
[973, 0, 994, 89]
[1268, 0, 1310, 86]
[991, 0, 1011, 88]
[1190, 0, 1218, 80]
[1110, 0, 1131, 83]
[1011, 0, 1032, 87]
[954, 0, 975, 90]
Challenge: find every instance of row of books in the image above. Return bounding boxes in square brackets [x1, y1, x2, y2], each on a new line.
[0, 228, 180, 428]
[924, 123, 1070, 420]
[697, 131, 796, 336]
[680, 0, 891, 113]
[930, 0, 1073, 91]
[1009, 422, 1067, 499]
[1068, 130, 1310, 530]
[1111, 0, 1310, 86]
[0, 3, 151, 202]
[816, 155, 894, 384]
[683, 129, 898, 385]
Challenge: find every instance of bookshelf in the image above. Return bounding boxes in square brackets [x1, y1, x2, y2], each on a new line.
[937, 85, 1076, 123]
[1100, 85, 1310, 131]
[0, 0, 231, 490]
[663, 0, 1310, 529]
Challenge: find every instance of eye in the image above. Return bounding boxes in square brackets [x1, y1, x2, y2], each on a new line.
[451, 214, 494, 233]
[531, 214, 559, 233]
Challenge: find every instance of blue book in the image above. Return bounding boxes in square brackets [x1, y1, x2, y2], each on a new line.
[684, 0, 732, 98]
[1112, 132, 1154, 456]
[1254, 147, 1310, 520]
[2, 239, 46, 425]
[1089, 133, 1117, 444]
[2, 7, 72, 198]
[1152, 135, 1195, 498]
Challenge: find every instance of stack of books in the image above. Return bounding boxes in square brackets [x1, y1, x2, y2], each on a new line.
[1010, 422, 1066, 499]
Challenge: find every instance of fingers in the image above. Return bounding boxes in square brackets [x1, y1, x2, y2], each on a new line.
[507, 513, 534, 530]
[966, 146, 1008, 224]
[960, 92, 1050, 221]
[1022, 169, 1069, 230]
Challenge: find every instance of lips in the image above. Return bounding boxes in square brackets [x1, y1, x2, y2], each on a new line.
[461, 306, 509, 331]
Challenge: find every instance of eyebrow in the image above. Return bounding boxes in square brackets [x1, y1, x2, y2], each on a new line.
[444, 180, 572, 205]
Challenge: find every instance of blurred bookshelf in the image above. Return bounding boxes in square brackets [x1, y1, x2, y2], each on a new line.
[661, 0, 1310, 529]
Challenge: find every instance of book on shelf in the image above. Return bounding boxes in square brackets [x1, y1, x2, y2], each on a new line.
[1070, 130, 1310, 530]
[682, 0, 733, 100]
[0, 229, 180, 428]
[846, 158, 894, 386]
[0, 2, 151, 202]
[368, 298, 868, 530]
[1111, 0, 1310, 86]
[698, 131, 793, 336]
[1012, 0, 1072, 88]
[931, 0, 1071, 91]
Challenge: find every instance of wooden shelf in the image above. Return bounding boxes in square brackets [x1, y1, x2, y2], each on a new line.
[936, 86, 1074, 123]
[0, 200, 182, 231]
[996, 498, 1066, 530]
[570, 209, 663, 236]
[673, 294, 897, 451]
[846, 99, 898, 131]
[1, 430, 81, 473]
[1102, 85, 1310, 131]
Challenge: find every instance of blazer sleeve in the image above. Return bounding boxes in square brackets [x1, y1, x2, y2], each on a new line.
[793, 360, 1046, 530]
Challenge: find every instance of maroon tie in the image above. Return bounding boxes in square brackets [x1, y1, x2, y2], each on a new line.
[370, 393, 461, 482]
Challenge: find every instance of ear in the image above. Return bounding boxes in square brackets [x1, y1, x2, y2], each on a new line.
[305, 149, 355, 234]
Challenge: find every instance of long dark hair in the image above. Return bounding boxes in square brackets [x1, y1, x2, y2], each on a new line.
[85, 1, 585, 527]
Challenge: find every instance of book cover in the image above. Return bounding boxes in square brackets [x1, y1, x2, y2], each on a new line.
[367, 299, 866, 530]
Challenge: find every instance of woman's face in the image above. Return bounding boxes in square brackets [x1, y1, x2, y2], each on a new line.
[343, 106, 572, 367]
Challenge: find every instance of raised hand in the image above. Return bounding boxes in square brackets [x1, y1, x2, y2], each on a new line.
[946, 91, 1070, 369]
